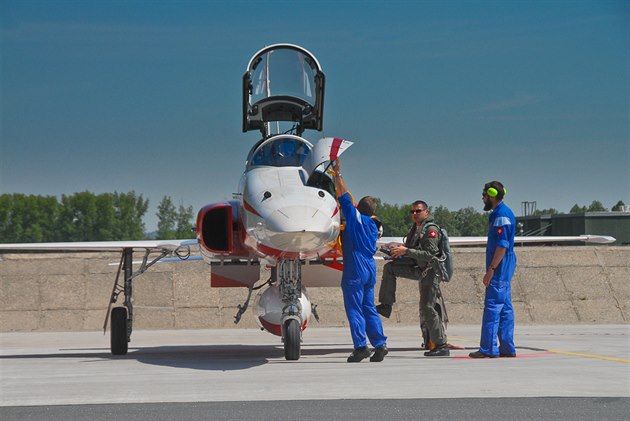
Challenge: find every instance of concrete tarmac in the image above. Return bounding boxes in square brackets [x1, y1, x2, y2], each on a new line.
[1, 325, 628, 419]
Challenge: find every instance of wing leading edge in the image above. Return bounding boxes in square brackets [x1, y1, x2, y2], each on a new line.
[0, 239, 198, 252]
[379, 235, 616, 247]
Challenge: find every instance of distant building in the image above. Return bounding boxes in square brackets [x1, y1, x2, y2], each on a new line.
[517, 212, 630, 246]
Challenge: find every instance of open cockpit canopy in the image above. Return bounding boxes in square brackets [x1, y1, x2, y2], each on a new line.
[243, 44, 325, 137]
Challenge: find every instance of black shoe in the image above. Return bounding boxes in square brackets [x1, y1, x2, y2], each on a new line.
[469, 350, 497, 358]
[347, 346, 371, 362]
[500, 353, 516, 358]
[370, 345, 389, 362]
[424, 346, 450, 357]
[376, 304, 392, 318]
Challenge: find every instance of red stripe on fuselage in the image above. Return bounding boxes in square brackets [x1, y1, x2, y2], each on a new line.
[243, 200, 260, 217]
[259, 317, 308, 337]
[329, 137, 343, 161]
[211, 273, 250, 288]
[323, 260, 344, 271]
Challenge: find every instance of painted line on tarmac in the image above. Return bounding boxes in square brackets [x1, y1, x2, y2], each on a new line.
[547, 349, 630, 364]
[414, 335, 629, 363]
[449, 352, 551, 360]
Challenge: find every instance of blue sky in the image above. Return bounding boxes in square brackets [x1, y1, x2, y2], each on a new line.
[1, 0, 628, 230]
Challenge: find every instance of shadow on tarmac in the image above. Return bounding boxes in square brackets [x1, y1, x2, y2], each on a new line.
[0, 341, 552, 371]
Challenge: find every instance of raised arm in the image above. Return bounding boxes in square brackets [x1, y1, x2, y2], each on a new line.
[332, 158, 348, 198]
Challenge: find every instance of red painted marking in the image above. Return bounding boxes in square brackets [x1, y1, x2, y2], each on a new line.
[256, 242, 301, 259]
[259, 317, 308, 337]
[323, 260, 344, 271]
[329, 137, 343, 161]
[244, 200, 260, 217]
[332, 207, 339, 218]
[210, 273, 249, 288]
[259, 318, 282, 336]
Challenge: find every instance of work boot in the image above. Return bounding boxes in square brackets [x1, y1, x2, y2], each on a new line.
[370, 345, 389, 362]
[424, 345, 450, 357]
[468, 350, 497, 358]
[347, 346, 371, 363]
[376, 304, 392, 318]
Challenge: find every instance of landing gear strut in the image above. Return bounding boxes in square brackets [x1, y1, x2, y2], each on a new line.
[278, 259, 303, 361]
[104, 247, 170, 355]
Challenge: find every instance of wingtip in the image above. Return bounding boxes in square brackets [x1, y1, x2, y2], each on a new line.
[579, 235, 616, 244]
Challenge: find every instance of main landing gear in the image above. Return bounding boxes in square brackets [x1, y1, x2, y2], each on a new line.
[104, 247, 170, 355]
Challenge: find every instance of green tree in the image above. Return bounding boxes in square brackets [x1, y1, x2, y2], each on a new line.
[156, 197, 196, 239]
[377, 201, 411, 237]
[533, 208, 559, 216]
[112, 191, 148, 240]
[586, 200, 608, 212]
[175, 204, 195, 239]
[570, 204, 586, 213]
[156, 196, 177, 239]
[611, 200, 626, 211]
[432, 205, 460, 236]
[454, 206, 488, 236]
[58, 191, 101, 241]
[0, 194, 62, 242]
[94, 193, 116, 240]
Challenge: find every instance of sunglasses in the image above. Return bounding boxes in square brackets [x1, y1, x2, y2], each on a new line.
[410, 209, 426, 214]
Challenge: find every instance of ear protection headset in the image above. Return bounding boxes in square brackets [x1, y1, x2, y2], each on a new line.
[486, 187, 506, 198]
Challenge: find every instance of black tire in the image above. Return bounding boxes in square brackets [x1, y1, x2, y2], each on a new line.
[283, 319, 301, 361]
[111, 307, 128, 355]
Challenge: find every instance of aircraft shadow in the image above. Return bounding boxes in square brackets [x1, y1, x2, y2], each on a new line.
[1, 343, 362, 371]
[0, 344, 495, 371]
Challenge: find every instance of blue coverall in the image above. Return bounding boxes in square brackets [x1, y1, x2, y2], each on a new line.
[480, 201, 517, 357]
[339, 193, 387, 349]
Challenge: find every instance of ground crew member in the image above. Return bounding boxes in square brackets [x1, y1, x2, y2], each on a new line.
[376, 200, 449, 357]
[469, 181, 517, 358]
[332, 158, 388, 363]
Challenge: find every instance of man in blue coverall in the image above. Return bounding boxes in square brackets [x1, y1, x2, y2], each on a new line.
[332, 158, 388, 363]
[469, 181, 518, 358]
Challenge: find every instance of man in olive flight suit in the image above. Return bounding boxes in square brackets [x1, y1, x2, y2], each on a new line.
[376, 200, 449, 356]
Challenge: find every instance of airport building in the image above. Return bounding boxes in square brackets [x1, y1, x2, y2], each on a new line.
[516, 212, 630, 245]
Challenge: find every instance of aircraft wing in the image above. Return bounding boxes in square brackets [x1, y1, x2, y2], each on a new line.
[379, 235, 616, 247]
[0, 239, 198, 252]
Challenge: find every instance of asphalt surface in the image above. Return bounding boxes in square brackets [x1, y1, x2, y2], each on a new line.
[1, 325, 628, 420]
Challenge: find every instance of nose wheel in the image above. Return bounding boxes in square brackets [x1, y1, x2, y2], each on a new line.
[283, 319, 301, 360]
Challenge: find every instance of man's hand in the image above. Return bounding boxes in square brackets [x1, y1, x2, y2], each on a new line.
[482, 270, 493, 288]
[332, 158, 348, 198]
[332, 158, 340, 175]
[390, 245, 408, 258]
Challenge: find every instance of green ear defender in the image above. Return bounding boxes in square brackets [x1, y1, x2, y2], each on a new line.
[486, 187, 507, 198]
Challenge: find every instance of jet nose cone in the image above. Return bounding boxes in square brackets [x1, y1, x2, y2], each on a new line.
[265, 206, 337, 252]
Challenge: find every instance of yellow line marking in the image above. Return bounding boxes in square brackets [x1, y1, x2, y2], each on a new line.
[548, 349, 630, 363]
[448, 337, 478, 343]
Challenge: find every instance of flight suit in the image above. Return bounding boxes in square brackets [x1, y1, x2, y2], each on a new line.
[480, 201, 517, 357]
[339, 192, 387, 350]
[378, 217, 447, 348]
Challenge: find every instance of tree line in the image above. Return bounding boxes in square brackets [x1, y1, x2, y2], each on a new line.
[532, 200, 626, 216]
[0, 193, 625, 242]
[0, 192, 195, 243]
